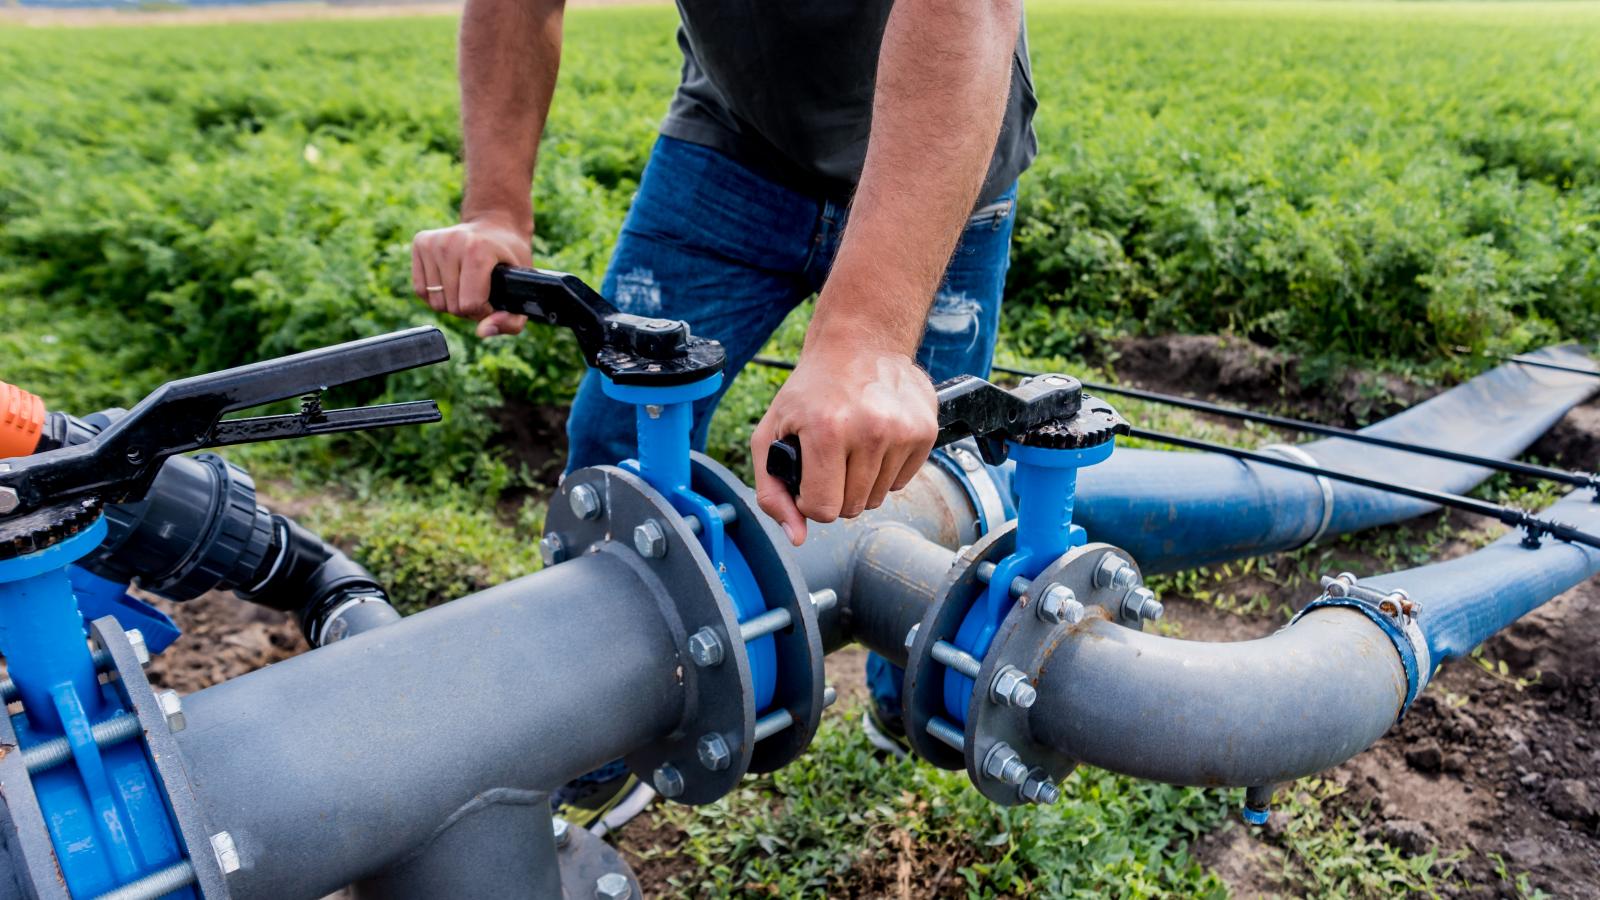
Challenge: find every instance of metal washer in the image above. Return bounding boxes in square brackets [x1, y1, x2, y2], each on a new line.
[546, 465, 755, 805]
[689, 453, 824, 775]
[962, 543, 1132, 805]
[901, 523, 1017, 770]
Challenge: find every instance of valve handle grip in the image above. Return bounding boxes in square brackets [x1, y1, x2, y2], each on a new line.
[764, 374, 1088, 497]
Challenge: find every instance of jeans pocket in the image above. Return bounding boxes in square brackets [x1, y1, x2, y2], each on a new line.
[966, 198, 1015, 232]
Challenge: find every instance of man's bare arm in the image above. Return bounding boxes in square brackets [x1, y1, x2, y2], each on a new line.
[753, 0, 1023, 543]
[412, 0, 568, 336]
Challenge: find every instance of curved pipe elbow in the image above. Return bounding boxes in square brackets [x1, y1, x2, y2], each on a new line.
[1030, 607, 1407, 787]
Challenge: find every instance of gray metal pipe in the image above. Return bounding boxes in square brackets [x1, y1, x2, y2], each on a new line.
[174, 549, 684, 900]
[351, 790, 561, 900]
[1029, 608, 1407, 787]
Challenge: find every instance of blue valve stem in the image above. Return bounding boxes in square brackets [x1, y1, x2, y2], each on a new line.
[634, 401, 693, 498]
[0, 521, 112, 732]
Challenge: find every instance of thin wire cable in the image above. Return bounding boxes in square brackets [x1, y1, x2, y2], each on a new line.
[984, 363, 1597, 491]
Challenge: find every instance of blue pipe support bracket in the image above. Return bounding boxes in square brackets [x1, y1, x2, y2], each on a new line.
[0, 517, 195, 898]
[944, 439, 1117, 724]
[69, 565, 182, 655]
[601, 373, 777, 712]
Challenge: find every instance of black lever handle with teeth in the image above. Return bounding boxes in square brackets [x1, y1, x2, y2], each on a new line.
[0, 326, 450, 518]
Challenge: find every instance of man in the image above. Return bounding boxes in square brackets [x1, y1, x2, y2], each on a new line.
[414, 0, 1036, 826]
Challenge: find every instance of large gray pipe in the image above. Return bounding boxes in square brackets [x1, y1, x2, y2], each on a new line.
[1029, 608, 1406, 787]
[175, 549, 683, 900]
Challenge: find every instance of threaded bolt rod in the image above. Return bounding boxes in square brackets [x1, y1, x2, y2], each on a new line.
[683, 503, 738, 535]
[930, 640, 982, 680]
[24, 713, 143, 775]
[753, 708, 795, 742]
[925, 716, 964, 751]
[739, 607, 792, 644]
[91, 859, 196, 900]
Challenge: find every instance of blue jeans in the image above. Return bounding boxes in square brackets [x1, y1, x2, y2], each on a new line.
[568, 135, 1016, 729]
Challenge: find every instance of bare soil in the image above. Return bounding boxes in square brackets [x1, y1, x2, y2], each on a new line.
[143, 333, 1600, 896]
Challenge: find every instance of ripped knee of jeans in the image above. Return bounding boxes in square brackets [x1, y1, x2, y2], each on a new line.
[925, 291, 982, 344]
[613, 267, 663, 316]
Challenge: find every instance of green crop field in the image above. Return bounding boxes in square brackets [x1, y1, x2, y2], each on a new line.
[1, 1, 1596, 895]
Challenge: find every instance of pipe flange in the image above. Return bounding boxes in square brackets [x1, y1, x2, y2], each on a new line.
[689, 452, 824, 775]
[556, 818, 642, 899]
[88, 618, 235, 898]
[963, 544, 1127, 805]
[902, 523, 1017, 770]
[545, 465, 755, 805]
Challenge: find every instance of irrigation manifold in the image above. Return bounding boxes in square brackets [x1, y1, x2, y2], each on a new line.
[0, 266, 1595, 899]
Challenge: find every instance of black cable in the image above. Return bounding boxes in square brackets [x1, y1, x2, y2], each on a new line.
[1129, 427, 1600, 552]
[985, 363, 1598, 493]
[1506, 355, 1600, 378]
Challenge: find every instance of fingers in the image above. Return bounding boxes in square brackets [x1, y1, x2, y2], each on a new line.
[841, 443, 886, 519]
[418, 252, 446, 314]
[869, 445, 908, 510]
[410, 241, 428, 302]
[458, 249, 499, 324]
[752, 417, 807, 546]
[794, 419, 848, 526]
[477, 311, 528, 338]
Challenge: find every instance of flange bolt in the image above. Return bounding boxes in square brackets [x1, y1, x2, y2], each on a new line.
[1121, 586, 1164, 625]
[126, 628, 150, 667]
[1037, 584, 1085, 625]
[633, 520, 667, 559]
[652, 764, 685, 799]
[595, 872, 632, 900]
[696, 733, 731, 771]
[552, 817, 571, 849]
[539, 533, 566, 567]
[990, 665, 1037, 708]
[568, 484, 603, 520]
[688, 627, 725, 667]
[982, 742, 1029, 786]
[1095, 555, 1139, 592]
[1019, 773, 1061, 805]
[157, 689, 186, 733]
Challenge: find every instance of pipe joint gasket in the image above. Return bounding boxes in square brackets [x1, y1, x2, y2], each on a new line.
[1293, 583, 1431, 716]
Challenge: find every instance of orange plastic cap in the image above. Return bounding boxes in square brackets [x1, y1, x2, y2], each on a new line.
[0, 381, 47, 458]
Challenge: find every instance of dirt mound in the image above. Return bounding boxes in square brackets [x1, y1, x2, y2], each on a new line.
[1110, 334, 1430, 426]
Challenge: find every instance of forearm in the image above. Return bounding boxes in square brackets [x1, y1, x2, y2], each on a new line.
[810, 0, 1022, 355]
[457, 0, 566, 233]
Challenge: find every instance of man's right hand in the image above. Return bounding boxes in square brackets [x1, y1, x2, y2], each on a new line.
[411, 215, 533, 338]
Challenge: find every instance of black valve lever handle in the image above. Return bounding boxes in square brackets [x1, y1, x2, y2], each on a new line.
[0, 327, 450, 518]
[766, 374, 1088, 497]
[487, 264, 724, 386]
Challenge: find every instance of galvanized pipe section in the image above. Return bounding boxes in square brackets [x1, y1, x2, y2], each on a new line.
[173, 550, 684, 900]
[1029, 607, 1408, 787]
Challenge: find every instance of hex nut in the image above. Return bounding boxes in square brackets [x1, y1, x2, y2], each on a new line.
[982, 743, 1028, 786]
[0, 487, 17, 515]
[1037, 584, 1085, 625]
[652, 764, 685, 799]
[157, 689, 186, 733]
[688, 627, 725, 667]
[210, 830, 241, 874]
[595, 872, 632, 900]
[126, 628, 151, 667]
[552, 817, 571, 848]
[1019, 774, 1061, 806]
[538, 534, 566, 567]
[633, 520, 667, 559]
[1121, 586, 1163, 624]
[568, 484, 603, 520]
[696, 733, 731, 771]
[989, 666, 1038, 709]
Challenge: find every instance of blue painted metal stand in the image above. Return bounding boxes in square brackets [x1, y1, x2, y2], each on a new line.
[0, 517, 194, 898]
[602, 374, 778, 712]
[944, 440, 1117, 724]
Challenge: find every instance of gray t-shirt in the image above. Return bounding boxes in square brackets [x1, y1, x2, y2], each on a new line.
[662, 2, 1037, 205]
